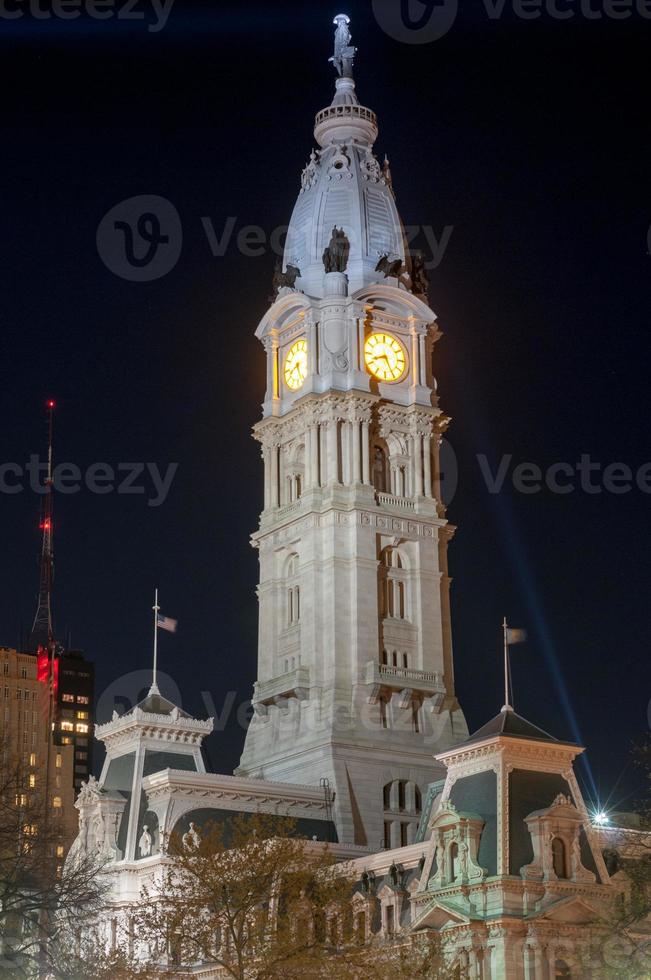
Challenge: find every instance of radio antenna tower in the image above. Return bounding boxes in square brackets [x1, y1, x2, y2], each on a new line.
[30, 399, 56, 652]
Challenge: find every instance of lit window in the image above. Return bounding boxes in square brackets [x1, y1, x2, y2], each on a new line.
[60, 721, 74, 732]
[61, 737, 72, 745]
[55, 754, 62, 769]
[62, 694, 74, 703]
[29, 774, 36, 788]
[76, 711, 89, 720]
[29, 753, 36, 767]
[76, 696, 89, 705]
[75, 723, 89, 734]
[52, 796, 62, 809]
[56, 845, 64, 858]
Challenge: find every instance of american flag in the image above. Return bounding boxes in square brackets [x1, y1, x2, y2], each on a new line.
[157, 612, 178, 633]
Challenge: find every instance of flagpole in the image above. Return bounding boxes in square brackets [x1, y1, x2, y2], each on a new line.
[152, 588, 160, 694]
[502, 616, 511, 713]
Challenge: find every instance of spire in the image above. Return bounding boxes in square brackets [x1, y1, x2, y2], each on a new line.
[30, 399, 56, 653]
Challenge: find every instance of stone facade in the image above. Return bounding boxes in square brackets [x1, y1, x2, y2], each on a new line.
[235, 19, 468, 849]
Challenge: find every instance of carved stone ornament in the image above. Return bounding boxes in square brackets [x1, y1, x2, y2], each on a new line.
[139, 824, 153, 858]
[359, 147, 382, 183]
[300, 149, 320, 193]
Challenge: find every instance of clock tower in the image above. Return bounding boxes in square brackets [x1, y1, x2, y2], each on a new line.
[236, 15, 468, 848]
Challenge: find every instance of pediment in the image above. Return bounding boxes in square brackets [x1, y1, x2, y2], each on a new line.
[411, 899, 471, 932]
[534, 896, 604, 925]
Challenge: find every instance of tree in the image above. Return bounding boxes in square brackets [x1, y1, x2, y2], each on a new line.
[135, 813, 455, 979]
[589, 736, 651, 979]
[0, 735, 148, 979]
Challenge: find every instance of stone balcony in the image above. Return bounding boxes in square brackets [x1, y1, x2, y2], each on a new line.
[253, 666, 310, 709]
[365, 660, 446, 704]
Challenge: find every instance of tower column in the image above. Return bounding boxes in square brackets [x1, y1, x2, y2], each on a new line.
[413, 434, 424, 496]
[309, 424, 320, 487]
[423, 434, 432, 497]
[327, 419, 340, 485]
[362, 422, 371, 484]
[419, 333, 427, 386]
[270, 445, 279, 508]
[352, 420, 361, 483]
[263, 447, 271, 508]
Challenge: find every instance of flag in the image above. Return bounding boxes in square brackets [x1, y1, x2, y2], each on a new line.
[157, 613, 178, 633]
[505, 628, 527, 645]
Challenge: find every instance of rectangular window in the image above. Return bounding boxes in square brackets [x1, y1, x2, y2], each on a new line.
[75, 723, 89, 734]
[76, 695, 89, 705]
[400, 822, 409, 847]
[384, 821, 392, 849]
[76, 711, 89, 720]
[29, 753, 36, 767]
[55, 754, 62, 769]
[52, 796, 62, 809]
[60, 721, 74, 732]
[20, 667, 27, 679]
[29, 774, 36, 789]
[56, 845, 64, 858]
[380, 697, 388, 730]
[3, 663, 8, 676]
[62, 694, 74, 703]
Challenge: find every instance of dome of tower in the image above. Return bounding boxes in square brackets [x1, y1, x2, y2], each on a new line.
[283, 17, 407, 298]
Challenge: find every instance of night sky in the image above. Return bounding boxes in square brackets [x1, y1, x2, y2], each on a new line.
[2, 2, 649, 815]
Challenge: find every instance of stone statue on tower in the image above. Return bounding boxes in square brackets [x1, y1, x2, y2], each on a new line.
[329, 14, 356, 79]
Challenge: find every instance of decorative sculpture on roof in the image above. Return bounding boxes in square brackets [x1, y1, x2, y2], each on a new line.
[139, 824, 153, 858]
[273, 258, 302, 293]
[376, 254, 404, 279]
[329, 14, 356, 79]
[323, 226, 350, 274]
[410, 252, 429, 298]
[77, 774, 102, 804]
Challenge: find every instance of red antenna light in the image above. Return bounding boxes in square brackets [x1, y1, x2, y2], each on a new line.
[46, 399, 56, 409]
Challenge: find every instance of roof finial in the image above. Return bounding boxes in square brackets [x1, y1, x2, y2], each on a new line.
[330, 14, 356, 80]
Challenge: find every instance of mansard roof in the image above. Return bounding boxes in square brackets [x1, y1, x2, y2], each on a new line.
[463, 707, 572, 747]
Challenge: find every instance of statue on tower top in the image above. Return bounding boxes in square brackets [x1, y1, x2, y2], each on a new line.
[329, 14, 356, 79]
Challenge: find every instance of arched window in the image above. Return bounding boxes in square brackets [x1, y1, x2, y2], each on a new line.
[286, 554, 300, 626]
[373, 445, 389, 493]
[552, 837, 568, 879]
[450, 842, 459, 881]
[397, 780, 406, 811]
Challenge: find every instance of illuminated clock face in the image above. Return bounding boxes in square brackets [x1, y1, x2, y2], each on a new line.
[284, 339, 308, 391]
[364, 332, 407, 382]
